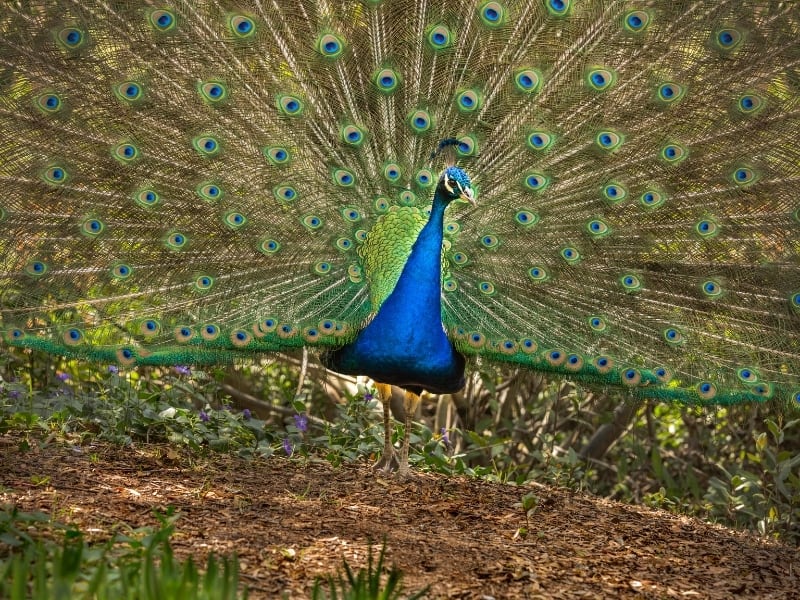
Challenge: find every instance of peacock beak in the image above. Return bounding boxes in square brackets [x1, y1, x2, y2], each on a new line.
[460, 187, 476, 206]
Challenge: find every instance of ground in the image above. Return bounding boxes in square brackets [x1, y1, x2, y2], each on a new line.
[1, 433, 797, 599]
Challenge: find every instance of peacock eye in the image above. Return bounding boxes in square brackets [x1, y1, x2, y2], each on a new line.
[448, 179, 457, 187]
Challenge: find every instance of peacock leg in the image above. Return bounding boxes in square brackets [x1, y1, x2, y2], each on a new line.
[372, 383, 400, 472]
[397, 390, 422, 479]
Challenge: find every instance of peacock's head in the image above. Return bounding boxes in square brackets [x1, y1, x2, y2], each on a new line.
[438, 166, 476, 205]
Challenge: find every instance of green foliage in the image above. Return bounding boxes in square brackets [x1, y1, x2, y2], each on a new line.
[308, 391, 387, 467]
[513, 492, 540, 540]
[2, 349, 799, 545]
[0, 507, 246, 599]
[311, 541, 427, 600]
[0, 359, 275, 459]
[704, 418, 800, 541]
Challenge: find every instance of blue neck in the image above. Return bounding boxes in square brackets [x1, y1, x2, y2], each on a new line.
[387, 190, 448, 324]
[324, 189, 466, 394]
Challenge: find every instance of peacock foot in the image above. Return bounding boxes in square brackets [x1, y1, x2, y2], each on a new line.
[372, 449, 400, 473]
[394, 463, 419, 481]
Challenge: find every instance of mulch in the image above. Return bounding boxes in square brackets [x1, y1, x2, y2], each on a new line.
[1, 433, 797, 598]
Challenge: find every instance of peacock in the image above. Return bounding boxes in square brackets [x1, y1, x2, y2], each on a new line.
[1, 1, 798, 476]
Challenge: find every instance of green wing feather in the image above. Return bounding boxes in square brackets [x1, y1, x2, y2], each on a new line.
[360, 207, 428, 312]
[0, 1, 798, 404]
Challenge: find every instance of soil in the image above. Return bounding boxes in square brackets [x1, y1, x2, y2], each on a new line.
[1, 433, 797, 599]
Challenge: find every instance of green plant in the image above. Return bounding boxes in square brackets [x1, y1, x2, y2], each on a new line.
[705, 418, 800, 543]
[0, 507, 247, 599]
[0, 362, 275, 459]
[311, 541, 427, 600]
[310, 391, 387, 467]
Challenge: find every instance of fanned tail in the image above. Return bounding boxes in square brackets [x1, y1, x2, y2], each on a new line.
[0, 1, 798, 404]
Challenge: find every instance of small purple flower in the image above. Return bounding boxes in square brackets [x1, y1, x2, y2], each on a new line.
[282, 438, 294, 456]
[242, 409, 252, 420]
[364, 392, 374, 402]
[174, 365, 191, 376]
[9, 390, 21, 400]
[441, 427, 450, 445]
[56, 372, 71, 382]
[293, 413, 308, 433]
[107, 365, 119, 374]
[199, 410, 210, 423]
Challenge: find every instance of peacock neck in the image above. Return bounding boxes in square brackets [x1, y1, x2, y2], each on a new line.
[426, 191, 449, 243]
[395, 190, 448, 311]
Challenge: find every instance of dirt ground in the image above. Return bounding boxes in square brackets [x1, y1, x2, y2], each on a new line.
[1, 433, 797, 599]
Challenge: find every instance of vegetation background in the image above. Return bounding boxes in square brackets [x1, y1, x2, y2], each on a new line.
[1, 346, 798, 597]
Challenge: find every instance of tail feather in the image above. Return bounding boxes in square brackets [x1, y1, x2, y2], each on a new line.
[0, 0, 798, 402]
